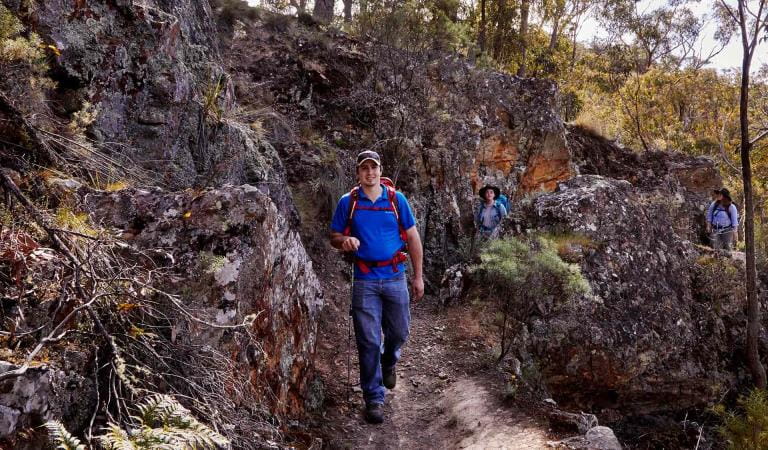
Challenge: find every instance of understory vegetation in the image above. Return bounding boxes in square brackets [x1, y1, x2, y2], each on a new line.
[473, 237, 589, 362]
[716, 389, 768, 450]
[46, 395, 229, 450]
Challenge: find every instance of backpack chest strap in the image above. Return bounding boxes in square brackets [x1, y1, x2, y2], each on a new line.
[343, 185, 408, 246]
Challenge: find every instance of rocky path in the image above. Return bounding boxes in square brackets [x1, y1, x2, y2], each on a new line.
[315, 277, 552, 449]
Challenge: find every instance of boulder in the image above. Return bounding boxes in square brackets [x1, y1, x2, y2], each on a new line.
[0, 363, 94, 447]
[551, 426, 623, 450]
[85, 184, 323, 415]
[507, 174, 751, 416]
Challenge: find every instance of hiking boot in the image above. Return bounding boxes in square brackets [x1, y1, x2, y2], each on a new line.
[365, 403, 384, 424]
[383, 367, 396, 389]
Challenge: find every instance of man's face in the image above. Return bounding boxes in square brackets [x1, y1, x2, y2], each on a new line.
[484, 189, 495, 201]
[357, 160, 382, 187]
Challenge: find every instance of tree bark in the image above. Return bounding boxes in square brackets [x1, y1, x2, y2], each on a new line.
[290, 0, 308, 14]
[517, 0, 530, 77]
[343, 0, 352, 22]
[478, 0, 487, 53]
[739, 41, 767, 390]
[313, 0, 334, 23]
[549, 1, 565, 51]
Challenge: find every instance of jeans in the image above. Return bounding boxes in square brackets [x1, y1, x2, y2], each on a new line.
[351, 274, 410, 405]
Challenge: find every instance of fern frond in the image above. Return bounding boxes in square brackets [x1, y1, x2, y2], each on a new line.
[102, 395, 230, 449]
[99, 423, 137, 450]
[137, 394, 183, 426]
[43, 420, 86, 450]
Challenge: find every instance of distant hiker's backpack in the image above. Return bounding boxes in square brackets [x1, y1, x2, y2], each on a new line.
[710, 201, 735, 227]
[497, 194, 510, 213]
[342, 177, 408, 273]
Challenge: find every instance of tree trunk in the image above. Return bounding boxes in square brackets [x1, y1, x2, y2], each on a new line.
[739, 48, 767, 389]
[291, 0, 307, 14]
[517, 0, 530, 77]
[313, 0, 334, 23]
[570, 25, 578, 69]
[549, 19, 560, 51]
[478, 0, 487, 53]
[343, 0, 352, 22]
[549, 2, 565, 51]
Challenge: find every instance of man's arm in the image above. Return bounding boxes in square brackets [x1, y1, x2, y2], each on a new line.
[705, 201, 715, 233]
[405, 226, 424, 301]
[330, 232, 360, 252]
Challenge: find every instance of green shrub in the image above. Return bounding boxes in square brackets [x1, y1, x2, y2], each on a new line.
[474, 236, 590, 361]
[0, 4, 48, 71]
[716, 389, 768, 450]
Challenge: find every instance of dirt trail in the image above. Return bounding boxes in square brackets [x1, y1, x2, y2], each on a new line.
[315, 278, 552, 449]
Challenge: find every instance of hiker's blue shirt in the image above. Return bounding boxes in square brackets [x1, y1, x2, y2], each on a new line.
[474, 200, 507, 232]
[707, 201, 739, 229]
[331, 185, 416, 280]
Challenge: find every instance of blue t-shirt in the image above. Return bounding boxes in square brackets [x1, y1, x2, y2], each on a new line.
[331, 185, 416, 280]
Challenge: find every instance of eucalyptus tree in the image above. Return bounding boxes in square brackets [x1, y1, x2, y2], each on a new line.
[716, 0, 768, 389]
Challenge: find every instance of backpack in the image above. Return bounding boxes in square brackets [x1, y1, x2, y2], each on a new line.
[497, 194, 510, 213]
[342, 177, 408, 273]
[710, 201, 734, 227]
[476, 200, 505, 228]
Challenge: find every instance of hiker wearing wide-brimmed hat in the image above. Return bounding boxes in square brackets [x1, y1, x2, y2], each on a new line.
[706, 188, 739, 252]
[475, 184, 507, 238]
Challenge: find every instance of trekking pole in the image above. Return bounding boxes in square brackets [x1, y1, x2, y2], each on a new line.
[347, 262, 354, 405]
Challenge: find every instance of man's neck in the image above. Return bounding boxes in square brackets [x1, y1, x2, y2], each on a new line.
[361, 183, 382, 200]
[484, 199, 494, 206]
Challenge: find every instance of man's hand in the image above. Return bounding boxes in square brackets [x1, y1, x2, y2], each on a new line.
[340, 236, 360, 252]
[411, 276, 424, 302]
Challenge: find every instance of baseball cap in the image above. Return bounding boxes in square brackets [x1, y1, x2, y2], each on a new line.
[356, 150, 381, 166]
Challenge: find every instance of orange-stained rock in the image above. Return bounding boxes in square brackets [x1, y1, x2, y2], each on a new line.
[519, 139, 574, 194]
[470, 135, 519, 192]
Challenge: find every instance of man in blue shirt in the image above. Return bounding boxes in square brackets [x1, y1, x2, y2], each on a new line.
[706, 188, 739, 252]
[329, 150, 424, 424]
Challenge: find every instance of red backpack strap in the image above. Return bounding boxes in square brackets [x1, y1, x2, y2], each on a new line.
[343, 186, 359, 236]
[384, 185, 409, 247]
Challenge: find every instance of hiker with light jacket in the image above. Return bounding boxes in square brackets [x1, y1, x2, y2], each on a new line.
[475, 184, 507, 238]
[707, 188, 739, 252]
[329, 150, 424, 425]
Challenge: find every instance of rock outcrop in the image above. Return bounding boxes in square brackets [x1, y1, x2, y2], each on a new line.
[0, 362, 93, 445]
[6, 0, 296, 221]
[86, 184, 323, 415]
[0, 3, 754, 447]
[499, 134, 752, 418]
